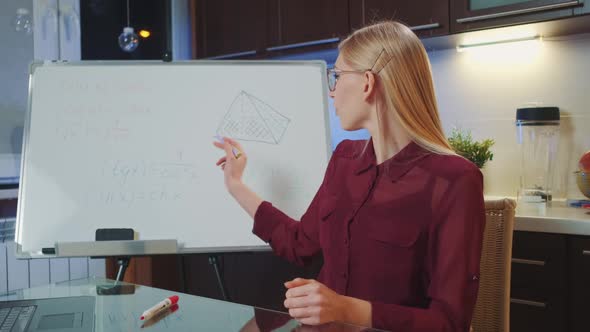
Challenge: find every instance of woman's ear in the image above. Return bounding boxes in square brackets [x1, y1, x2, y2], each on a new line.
[363, 71, 377, 102]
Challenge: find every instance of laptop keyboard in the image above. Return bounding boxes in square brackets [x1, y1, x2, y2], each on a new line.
[0, 306, 36, 332]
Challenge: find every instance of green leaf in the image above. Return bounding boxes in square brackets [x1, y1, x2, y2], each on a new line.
[447, 128, 495, 169]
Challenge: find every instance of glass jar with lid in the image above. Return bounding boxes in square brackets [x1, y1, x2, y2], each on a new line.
[516, 106, 560, 203]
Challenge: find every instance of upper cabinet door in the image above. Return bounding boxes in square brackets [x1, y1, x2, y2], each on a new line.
[349, 0, 449, 38]
[451, 0, 583, 33]
[193, 0, 270, 59]
[33, 0, 81, 61]
[267, 0, 349, 51]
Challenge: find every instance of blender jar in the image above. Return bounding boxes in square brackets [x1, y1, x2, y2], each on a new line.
[516, 106, 560, 203]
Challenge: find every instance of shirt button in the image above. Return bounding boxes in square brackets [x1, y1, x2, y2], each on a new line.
[344, 238, 348, 245]
[342, 272, 347, 279]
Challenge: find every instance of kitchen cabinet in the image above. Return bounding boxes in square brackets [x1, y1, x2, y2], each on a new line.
[510, 231, 568, 332]
[265, 0, 348, 53]
[511, 231, 590, 332]
[568, 236, 590, 332]
[192, 0, 270, 59]
[192, 0, 445, 58]
[33, 0, 81, 61]
[192, 0, 347, 59]
[451, 0, 584, 33]
[349, 0, 449, 37]
[574, 1, 590, 15]
[190, 0, 590, 58]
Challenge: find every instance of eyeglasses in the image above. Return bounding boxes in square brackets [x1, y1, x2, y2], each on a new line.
[326, 48, 393, 92]
[326, 68, 368, 91]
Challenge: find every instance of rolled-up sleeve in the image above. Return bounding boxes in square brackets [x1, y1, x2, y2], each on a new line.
[371, 169, 485, 331]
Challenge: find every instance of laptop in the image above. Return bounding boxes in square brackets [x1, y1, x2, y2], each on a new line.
[0, 296, 94, 332]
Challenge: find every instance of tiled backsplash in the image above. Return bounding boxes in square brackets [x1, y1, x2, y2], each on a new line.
[429, 34, 590, 199]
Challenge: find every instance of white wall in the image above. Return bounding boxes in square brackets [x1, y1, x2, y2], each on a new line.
[429, 34, 590, 199]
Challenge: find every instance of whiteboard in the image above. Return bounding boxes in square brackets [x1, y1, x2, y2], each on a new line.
[16, 60, 331, 257]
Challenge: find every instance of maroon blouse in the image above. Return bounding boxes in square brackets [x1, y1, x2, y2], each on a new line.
[253, 139, 485, 331]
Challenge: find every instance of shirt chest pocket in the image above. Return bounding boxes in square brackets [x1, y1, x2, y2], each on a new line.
[367, 218, 422, 248]
[366, 218, 423, 283]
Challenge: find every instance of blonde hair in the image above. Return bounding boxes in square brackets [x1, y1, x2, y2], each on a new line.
[338, 21, 455, 156]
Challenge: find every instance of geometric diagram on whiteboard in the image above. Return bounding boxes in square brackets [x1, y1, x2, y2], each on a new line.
[216, 90, 290, 144]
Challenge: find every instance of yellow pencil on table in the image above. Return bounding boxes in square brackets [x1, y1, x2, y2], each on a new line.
[214, 135, 242, 159]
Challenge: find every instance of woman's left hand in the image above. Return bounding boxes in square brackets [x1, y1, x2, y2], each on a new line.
[283, 278, 346, 325]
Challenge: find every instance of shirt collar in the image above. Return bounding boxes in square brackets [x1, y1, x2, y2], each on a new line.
[353, 138, 431, 181]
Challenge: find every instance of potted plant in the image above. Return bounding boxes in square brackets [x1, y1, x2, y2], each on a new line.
[447, 128, 495, 169]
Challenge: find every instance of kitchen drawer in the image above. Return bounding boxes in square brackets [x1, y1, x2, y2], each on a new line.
[510, 300, 566, 332]
[512, 231, 568, 261]
[510, 262, 567, 332]
[511, 231, 567, 295]
[510, 262, 566, 299]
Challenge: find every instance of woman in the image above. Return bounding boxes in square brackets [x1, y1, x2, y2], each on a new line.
[214, 21, 485, 332]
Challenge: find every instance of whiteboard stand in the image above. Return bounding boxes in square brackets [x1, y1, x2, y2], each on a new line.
[208, 255, 229, 301]
[52, 228, 178, 283]
[99, 228, 132, 284]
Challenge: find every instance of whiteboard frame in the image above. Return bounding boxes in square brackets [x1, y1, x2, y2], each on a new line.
[16, 60, 333, 258]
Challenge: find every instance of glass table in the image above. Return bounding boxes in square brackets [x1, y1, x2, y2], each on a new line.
[0, 278, 384, 331]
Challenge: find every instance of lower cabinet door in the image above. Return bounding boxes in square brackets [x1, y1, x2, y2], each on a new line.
[569, 236, 590, 332]
[510, 231, 567, 332]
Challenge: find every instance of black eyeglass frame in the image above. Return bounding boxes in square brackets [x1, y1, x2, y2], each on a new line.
[326, 68, 367, 91]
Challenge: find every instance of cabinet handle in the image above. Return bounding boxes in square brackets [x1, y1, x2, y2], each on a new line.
[61, 6, 80, 42]
[512, 258, 546, 266]
[510, 298, 547, 308]
[410, 23, 441, 31]
[206, 50, 257, 60]
[266, 37, 340, 52]
[42, 6, 58, 41]
[456, 0, 581, 23]
[583, 250, 590, 256]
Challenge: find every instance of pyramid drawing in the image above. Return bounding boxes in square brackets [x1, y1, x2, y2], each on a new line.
[216, 91, 290, 144]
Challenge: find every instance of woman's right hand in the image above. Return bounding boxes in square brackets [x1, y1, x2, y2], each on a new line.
[213, 136, 247, 191]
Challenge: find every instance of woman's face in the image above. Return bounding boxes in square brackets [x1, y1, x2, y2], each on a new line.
[329, 56, 372, 131]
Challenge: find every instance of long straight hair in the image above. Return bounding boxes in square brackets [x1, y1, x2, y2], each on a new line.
[338, 21, 455, 156]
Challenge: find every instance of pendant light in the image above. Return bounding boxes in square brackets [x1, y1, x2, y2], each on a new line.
[118, 0, 139, 52]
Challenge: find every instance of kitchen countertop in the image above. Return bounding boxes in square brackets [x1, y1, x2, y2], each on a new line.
[514, 200, 590, 236]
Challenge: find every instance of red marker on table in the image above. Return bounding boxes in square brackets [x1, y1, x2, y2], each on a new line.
[140, 295, 179, 321]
